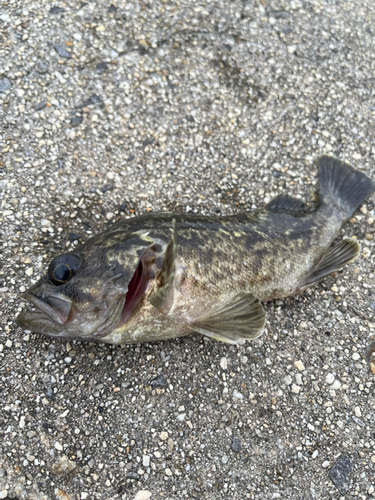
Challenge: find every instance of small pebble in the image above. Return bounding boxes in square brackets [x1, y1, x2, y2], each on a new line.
[284, 375, 292, 385]
[325, 373, 335, 384]
[0, 78, 11, 92]
[134, 491, 152, 500]
[71, 115, 83, 127]
[102, 184, 115, 193]
[25, 267, 33, 277]
[35, 101, 47, 111]
[233, 389, 243, 399]
[328, 455, 354, 494]
[50, 6, 65, 14]
[69, 233, 83, 241]
[294, 360, 305, 371]
[54, 44, 71, 58]
[96, 61, 108, 73]
[220, 357, 228, 370]
[37, 60, 49, 73]
[149, 375, 168, 388]
[330, 380, 341, 391]
[291, 384, 300, 393]
[231, 436, 241, 453]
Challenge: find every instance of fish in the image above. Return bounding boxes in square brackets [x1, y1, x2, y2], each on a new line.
[17, 155, 375, 345]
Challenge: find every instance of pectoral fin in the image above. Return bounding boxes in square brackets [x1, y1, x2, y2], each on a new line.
[188, 292, 266, 344]
[299, 238, 360, 290]
[149, 219, 177, 314]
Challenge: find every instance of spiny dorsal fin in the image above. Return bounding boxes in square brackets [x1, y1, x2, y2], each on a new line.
[298, 238, 360, 290]
[149, 219, 177, 314]
[188, 292, 266, 344]
[265, 194, 306, 214]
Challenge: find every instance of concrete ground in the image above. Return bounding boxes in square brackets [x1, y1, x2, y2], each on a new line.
[1, 0, 375, 499]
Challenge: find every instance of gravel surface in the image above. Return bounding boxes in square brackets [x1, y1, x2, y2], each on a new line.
[1, 1, 375, 499]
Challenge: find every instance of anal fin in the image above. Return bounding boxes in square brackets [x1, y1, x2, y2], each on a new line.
[299, 238, 360, 290]
[149, 219, 177, 314]
[188, 292, 266, 344]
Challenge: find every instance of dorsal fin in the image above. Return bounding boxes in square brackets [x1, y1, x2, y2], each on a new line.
[149, 219, 177, 314]
[265, 194, 306, 214]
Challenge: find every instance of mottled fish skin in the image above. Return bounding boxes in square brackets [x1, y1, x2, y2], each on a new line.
[100, 206, 341, 343]
[17, 156, 375, 345]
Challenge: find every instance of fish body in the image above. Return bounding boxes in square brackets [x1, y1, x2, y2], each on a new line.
[17, 156, 375, 345]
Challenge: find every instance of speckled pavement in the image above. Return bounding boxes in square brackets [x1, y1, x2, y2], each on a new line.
[1, 1, 375, 499]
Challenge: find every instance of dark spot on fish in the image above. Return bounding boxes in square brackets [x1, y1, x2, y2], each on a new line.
[155, 256, 164, 268]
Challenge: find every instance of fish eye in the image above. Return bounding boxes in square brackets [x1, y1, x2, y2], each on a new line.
[48, 254, 80, 286]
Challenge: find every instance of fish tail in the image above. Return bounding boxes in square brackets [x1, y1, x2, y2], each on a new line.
[318, 155, 375, 219]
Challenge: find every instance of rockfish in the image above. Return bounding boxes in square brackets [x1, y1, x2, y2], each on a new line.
[17, 156, 375, 345]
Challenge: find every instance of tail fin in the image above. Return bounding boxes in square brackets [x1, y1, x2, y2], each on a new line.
[318, 155, 375, 219]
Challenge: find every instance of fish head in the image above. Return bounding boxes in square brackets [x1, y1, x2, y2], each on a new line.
[17, 230, 157, 342]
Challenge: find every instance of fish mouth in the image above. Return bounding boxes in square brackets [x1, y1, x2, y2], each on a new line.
[19, 293, 73, 326]
[121, 259, 150, 324]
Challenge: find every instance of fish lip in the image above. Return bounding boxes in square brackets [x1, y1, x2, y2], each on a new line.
[21, 292, 72, 326]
